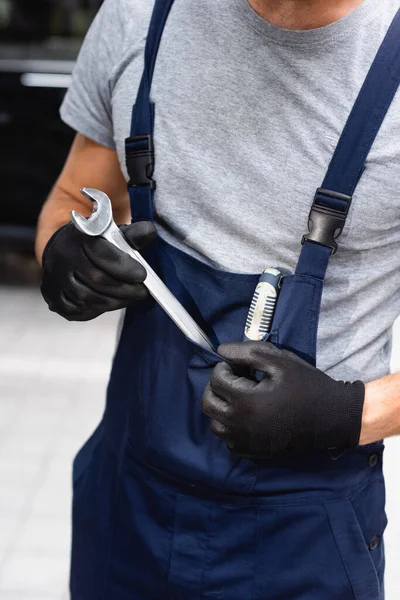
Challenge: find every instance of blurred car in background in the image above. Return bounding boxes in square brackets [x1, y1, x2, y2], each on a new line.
[0, 0, 103, 251]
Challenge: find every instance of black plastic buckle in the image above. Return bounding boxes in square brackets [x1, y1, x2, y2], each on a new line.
[302, 188, 352, 255]
[125, 134, 156, 191]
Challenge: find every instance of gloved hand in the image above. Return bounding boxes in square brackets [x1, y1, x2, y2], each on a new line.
[40, 220, 157, 321]
[201, 342, 365, 459]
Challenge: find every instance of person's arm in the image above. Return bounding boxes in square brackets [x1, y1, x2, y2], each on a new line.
[360, 372, 400, 445]
[36, 133, 156, 322]
[201, 341, 399, 458]
[35, 133, 131, 265]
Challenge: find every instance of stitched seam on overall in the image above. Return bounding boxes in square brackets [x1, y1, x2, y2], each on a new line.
[323, 504, 358, 600]
[252, 506, 261, 600]
[143, 322, 171, 455]
[272, 278, 315, 326]
[103, 453, 129, 599]
[199, 500, 218, 598]
[239, 458, 259, 494]
[195, 499, 212, 599]
[328, 472, 382, 505]
[245, 461, 260, 495]
[166, 494, 178, 599]
[307, 280, 319, 362]
[353, 491, 384, 598]
[191, 471, 377, 509]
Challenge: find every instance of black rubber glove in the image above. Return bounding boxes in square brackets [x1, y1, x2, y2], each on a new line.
[40, 220, 157, 321]
[201, 342, 365, 459]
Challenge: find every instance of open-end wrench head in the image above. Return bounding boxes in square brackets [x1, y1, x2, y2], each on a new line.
[70, 188, 113, 236]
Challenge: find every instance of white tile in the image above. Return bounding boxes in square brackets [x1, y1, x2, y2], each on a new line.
[0, 552, 69, 593]
[0, 517, 21, 552]
[52, 436, 83, 461]
[23, 394, 75, 414]
[0, 397, 21, 413]
[0, 594, 64, 600]
[12, 517, 71, 554]
[0, 459, 42, 487]
[0, 356, 111, 385]
[11, 411, 65, 436]
[0, 435, 54, 461]
[29, 482, 72, 519]
[42, 459, 73, 485]
[60, 421, 100, 445]
[0, 407, 18, 437]
[0, 485, 34, 514]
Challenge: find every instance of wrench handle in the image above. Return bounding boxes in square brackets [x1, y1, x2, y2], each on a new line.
[103, 225, 217, 354]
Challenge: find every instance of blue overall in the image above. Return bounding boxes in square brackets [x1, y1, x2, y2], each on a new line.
[70, 4, 400, 599]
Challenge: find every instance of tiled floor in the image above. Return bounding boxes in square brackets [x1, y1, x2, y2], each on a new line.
[0, 282, 399, 599]
[0, 283, 119, 600]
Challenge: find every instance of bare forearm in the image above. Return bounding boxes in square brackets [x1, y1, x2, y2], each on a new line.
[35, 133, 131, 265]
[360, 371, 400, 445]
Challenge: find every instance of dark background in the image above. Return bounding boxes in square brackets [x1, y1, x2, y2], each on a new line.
[0, 0, 103, 252]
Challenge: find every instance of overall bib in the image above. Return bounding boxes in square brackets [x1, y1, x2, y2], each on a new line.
[70, 3, 400, 599]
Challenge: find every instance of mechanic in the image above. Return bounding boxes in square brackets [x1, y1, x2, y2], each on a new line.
[36, 0, 400, 598]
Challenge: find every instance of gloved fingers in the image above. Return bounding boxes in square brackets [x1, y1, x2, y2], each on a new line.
[65, 275, 128, 314]
[41, 224, 69, 267]
[201, 382, 231, 423]
[120, 221, 157, 250]
[217, 341, 284, 375]
[74, 269, 149, 302]
[210, 419, 230, 440]
[226, 440, 248, 456]
[43, 285, 78, 316]
[126, 283, 149, 303]
[58, 297, 98, 322]
[81, 237, 147, 285]
[45, 287, 101, 322]
[209, 361, 257, 401]
[226, 441, 266, 460]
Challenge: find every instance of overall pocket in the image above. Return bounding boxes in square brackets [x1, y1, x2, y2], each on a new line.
[251, 477, 386, 600]
[132, 309, 257, 493]
[269, 273, 323, 366]
[324, 477, 387, 600]
[186, 339, 257, 493]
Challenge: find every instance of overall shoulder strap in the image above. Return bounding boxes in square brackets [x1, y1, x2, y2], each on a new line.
[126, 0, 175, 221]
[298, 7, 400, 277]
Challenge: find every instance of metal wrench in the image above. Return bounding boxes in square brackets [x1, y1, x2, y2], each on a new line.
[70, 188, 217, 353]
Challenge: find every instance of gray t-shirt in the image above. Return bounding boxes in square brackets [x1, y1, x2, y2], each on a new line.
[61, 0, 400, 382]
